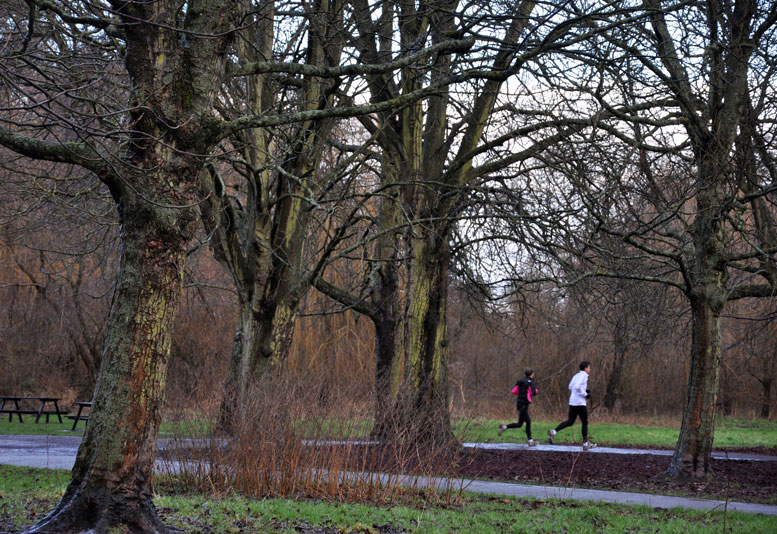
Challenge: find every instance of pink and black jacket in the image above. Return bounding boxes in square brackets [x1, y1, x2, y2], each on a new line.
[514, 377, 538, 405]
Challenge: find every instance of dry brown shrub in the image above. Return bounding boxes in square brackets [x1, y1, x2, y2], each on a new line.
[157, 372, 470, 504]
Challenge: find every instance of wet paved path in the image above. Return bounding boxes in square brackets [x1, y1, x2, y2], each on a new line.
[462, 441, 777, 462]
[2, 435, 776, 516]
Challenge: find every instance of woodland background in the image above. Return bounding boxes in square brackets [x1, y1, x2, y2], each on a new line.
[2, 197, 774, 421]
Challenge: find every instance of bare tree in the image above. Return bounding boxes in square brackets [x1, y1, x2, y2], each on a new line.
[312, 0, 631, 445]
[0, 0, 479, 529]
[485, 0, 777, 479]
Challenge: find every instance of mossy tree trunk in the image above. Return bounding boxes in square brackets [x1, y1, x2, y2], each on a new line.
[28, 187, 197, 533]
[401, 220, 456, 445]
[369, 165, 407, 440]
[5, 0, 237, 530]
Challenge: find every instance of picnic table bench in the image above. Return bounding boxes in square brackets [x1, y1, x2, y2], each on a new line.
[0, 396, 66, 423]
[67, 401, 92, 431]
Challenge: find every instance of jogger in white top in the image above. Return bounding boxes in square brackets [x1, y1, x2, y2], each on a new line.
[548, 361, 596, 449]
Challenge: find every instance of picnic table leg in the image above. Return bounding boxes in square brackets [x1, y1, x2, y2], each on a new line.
[35, 401, 44, 424]
[53, 400, 63, 423]
[14, 399, 23, 423]
[71, 404, 83, 431]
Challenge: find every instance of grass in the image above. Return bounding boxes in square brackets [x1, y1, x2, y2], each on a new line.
[0, 418, 210, 437]
[3, 415, 776, 451]
[1, 465, 775, 533]
[461, 416, 777, 449]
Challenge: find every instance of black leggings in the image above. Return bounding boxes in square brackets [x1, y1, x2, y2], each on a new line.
[555, 405, 588, 440]
[505, 402, 532, 439]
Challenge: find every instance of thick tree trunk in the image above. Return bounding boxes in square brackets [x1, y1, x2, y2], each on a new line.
[399, 228, 456, 447]
[213, 12, 341, 426]
[371, 301, 404, 440]
[665, 159, 728, 481]
[665, 292, 722, 480]
[368, 176, 406, 441]
[217, 287, 302, 431]
[23, 0, 234, 528]
[27, 191, 195, 533]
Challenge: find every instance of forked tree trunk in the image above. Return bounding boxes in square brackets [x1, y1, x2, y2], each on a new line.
[213, 1, 342, 427]
[216, 230, 307, 431]
[27, 190, 196, 533]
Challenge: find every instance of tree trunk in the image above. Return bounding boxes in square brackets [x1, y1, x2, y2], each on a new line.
[217, 297, 257, 431]
[212, 0, 343, 427]
[215, 224, 308, 430]
[665, 292, 722, 480]
[27, 190, 195, 533]
[399, 227, 456, 447]
[665, 155, 728, 481]
[22, 0, 234, 528]
[371, 308, 404, 440]
[761, 378, 772, 419]
[603, 315, 628, 412]
[368, 170, 407, 440]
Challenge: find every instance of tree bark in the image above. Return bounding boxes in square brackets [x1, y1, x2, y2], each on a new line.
[760, 378, 772, 419]
[364, 163, 406, 440]
[400, 227, 456, 446]
[603, 315, 628, 412]
[208, 0, 346, 431]
[27, 187, 196, 533]
[10, 0, 237, 529]
[666, 291, 723, 479]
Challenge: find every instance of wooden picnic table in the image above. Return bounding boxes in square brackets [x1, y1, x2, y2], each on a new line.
[0, 396, 66, 423]
[67, 401, 92, 431]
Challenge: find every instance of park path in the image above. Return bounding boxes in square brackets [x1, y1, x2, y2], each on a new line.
[1, 434, 776, 516]
[461, 441, 777, 461]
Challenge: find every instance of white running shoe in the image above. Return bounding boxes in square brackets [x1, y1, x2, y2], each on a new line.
[527, 439, 537, 447]
[547, 429, 556, 444]
[498, 424, 507, 436]
[583, 441, 597, 451]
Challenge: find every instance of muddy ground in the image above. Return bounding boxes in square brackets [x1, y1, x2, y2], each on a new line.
[453, 446, 777, 503]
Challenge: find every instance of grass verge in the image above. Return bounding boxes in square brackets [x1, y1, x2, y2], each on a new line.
[461, 417, 777, 449]
[2, 416, 775, 451]
[1, 465, 775, 533]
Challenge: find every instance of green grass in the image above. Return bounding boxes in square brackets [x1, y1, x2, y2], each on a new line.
[0, 418, 209, 437]
[461, 417, 777, 449]
[0, 465, 775, 533]
[156, 493, 777, 533]
[0, 419, 76, 435]
[3, 415, 776, 451]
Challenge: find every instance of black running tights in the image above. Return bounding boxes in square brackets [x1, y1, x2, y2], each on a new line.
[505, 402, 532, 439]
[555, 405, 588, 440]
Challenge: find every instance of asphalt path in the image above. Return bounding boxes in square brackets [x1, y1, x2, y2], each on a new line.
[462, 441, 777, 461]
[1, 434, 776, 516]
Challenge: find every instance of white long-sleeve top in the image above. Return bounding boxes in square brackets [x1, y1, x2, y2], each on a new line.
[568, 370, 589, 406]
